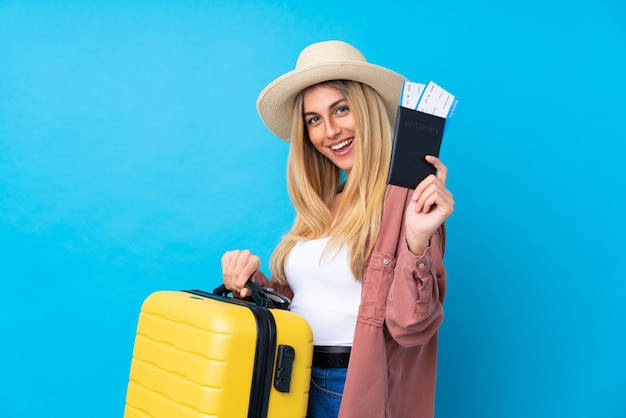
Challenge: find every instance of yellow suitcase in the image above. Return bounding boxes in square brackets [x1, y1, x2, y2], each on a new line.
[124, 282, 313, 418]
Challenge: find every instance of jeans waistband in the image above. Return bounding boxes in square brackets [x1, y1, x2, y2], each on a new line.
[312, 345, 351, 368]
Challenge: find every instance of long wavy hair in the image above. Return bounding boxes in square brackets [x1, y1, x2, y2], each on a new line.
[269, 80, 393, 284]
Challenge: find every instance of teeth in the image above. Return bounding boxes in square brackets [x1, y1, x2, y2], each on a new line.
[330, 138, 353, 150]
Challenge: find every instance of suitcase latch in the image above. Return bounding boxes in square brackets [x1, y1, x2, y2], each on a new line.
[274, 345, 295, 393]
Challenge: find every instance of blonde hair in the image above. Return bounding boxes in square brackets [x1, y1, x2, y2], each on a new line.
[269, 80, 393, 284]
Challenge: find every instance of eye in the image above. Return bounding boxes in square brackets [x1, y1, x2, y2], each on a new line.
[335, 105, 349, 116]
[306, 115, 320, 125]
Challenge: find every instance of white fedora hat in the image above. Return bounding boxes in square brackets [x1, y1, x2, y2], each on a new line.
[256, 40, 407, 142]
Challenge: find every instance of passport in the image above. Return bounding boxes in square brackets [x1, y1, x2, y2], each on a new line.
[387, 106, 446, 190]
[386, 80, 457, 190]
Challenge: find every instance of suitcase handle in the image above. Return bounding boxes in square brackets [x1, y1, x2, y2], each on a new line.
[212, 281, 291, 310]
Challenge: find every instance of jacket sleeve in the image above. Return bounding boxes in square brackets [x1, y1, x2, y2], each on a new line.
[385, 225, 446, 347]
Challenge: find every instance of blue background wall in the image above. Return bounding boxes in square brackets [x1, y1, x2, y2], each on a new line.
[1, 1, 624, 417]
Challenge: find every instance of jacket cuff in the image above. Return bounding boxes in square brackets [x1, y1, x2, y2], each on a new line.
[400, 235, 434, 280]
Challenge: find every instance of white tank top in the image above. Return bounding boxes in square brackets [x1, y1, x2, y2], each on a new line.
[285, 237, 362, 346]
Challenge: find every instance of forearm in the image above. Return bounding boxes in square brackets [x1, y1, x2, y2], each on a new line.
[385, 228, 446, 347]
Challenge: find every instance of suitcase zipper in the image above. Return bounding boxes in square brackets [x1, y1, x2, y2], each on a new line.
[247, 305, 277, 418]
[183, 290, 278, 418]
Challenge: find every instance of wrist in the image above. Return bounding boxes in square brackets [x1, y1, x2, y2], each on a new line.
[405, 233, 430, 256]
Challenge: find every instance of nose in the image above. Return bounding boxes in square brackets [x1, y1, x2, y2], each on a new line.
[324, 119, 340, 139]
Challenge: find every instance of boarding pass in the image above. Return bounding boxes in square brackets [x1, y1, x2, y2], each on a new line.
[400, 81, 458, 119]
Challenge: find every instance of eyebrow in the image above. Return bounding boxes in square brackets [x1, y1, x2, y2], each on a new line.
[303, 99, 347, 117]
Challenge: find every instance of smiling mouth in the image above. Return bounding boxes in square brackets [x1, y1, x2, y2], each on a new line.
[330, 138, 354, 151]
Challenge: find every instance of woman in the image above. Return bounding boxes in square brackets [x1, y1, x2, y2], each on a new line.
[221, 40, 454, 418]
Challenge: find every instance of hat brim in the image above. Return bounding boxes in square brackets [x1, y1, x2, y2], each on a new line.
[257, 61, 407, 141]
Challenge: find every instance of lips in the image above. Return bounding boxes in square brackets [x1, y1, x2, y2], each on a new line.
[330, 137, 354, 151]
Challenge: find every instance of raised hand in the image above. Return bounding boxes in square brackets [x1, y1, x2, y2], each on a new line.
[405, 155, 454, 256]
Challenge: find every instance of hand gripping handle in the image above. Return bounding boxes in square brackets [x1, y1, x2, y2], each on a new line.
[212, 280, 291, 310]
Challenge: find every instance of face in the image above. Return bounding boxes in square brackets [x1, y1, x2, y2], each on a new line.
[302, 84, 356, 173]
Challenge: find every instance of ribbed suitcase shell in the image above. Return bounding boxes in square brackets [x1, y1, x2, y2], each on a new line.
[124, 289, 313, 418]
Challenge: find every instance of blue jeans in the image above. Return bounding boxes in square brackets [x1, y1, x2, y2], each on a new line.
[307, 366, 347, 418]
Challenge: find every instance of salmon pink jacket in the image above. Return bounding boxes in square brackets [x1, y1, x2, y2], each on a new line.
[251, 185, 447, 418]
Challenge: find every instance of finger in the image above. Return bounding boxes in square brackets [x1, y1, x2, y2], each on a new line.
[221, 248, 261, 301]
[413, 177, 441, 209]
[425, 155, 448, 185]
[234, 252, 260, 292]
[221, 250, 254, 291]
[221, 251, 236, 288]
[411, 161, 447, 202]
[414, 183, 453, 213]
[412, 173, 437, 202]
[420, 190, 443, 214]
[414, 188, 438, 214]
